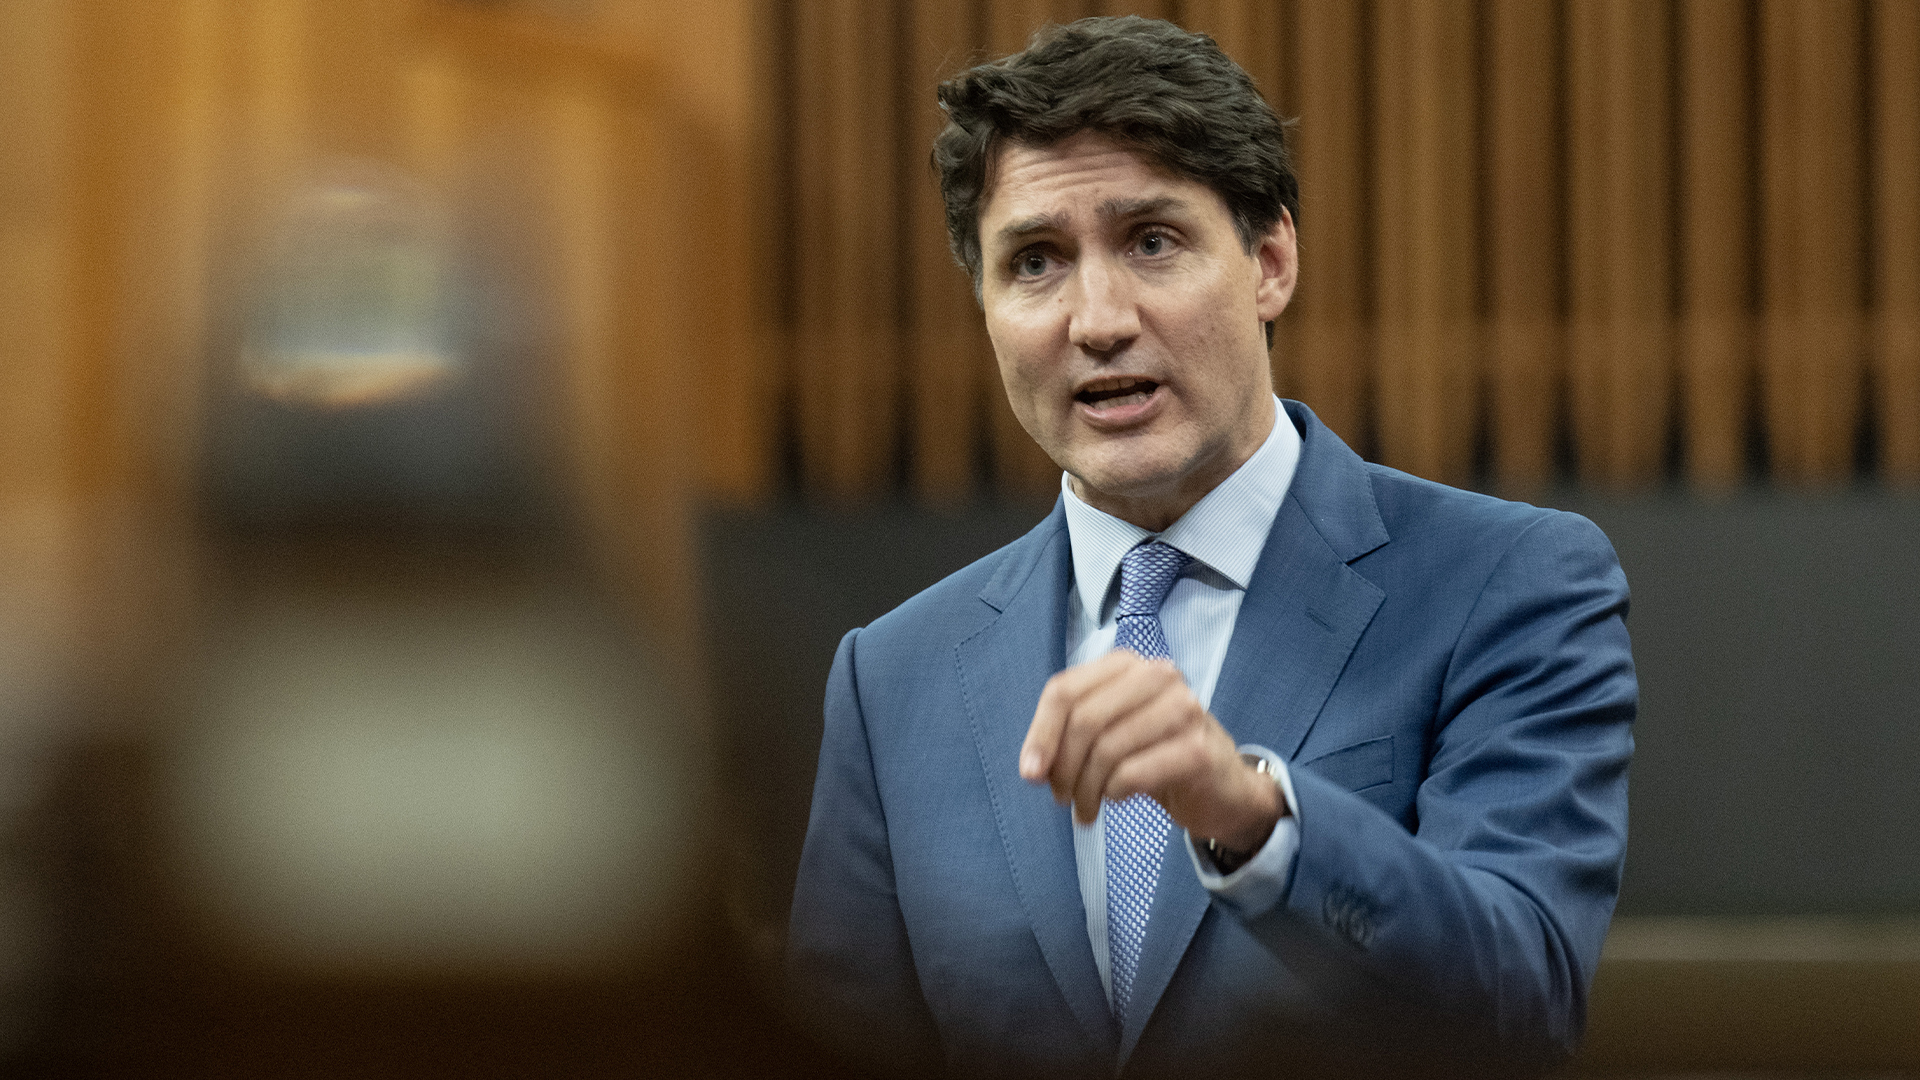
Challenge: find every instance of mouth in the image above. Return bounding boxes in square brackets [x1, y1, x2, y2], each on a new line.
[1074, 376, 1161, 412]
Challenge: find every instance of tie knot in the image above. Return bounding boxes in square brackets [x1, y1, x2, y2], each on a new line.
[1116, 541, 1191, 619]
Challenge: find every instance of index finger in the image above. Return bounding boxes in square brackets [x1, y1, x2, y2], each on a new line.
[1019, 651, 1131, 783]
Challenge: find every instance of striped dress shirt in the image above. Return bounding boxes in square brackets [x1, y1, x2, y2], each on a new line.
[1060, 396, 1307, 1006]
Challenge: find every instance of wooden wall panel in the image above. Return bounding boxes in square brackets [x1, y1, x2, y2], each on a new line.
[1098, 0, 1174, 19]
[992, 0, 1092, 55]
[307, 0, 404, 160]
[1288, 0, 1367, 449]
[907, 0, 991, 503]
[0, 0, 81, 663]
[1485, 0, 1561, 491]
[0, 0, 76, 510]
[1184, 0, 1287, 106]
[794, 0, 903, 497]
[1372, 0, 1478, 485]
[1567, 0, 1673, 487]
[1761, 0, 1868, 484]
[1872, 0, 1920, 483]
[0, 0, 756, 676]
[1678, 0, 1753, 488]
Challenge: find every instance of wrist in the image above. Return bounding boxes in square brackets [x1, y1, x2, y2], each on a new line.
[1204, 754, 1284, 872]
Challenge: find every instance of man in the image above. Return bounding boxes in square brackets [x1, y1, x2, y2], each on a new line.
[788, 16, 1633, 1079]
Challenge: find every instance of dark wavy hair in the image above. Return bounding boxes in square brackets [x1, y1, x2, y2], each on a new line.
[933, 15, 1299, 290]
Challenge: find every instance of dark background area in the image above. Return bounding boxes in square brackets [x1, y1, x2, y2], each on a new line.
[701, 489, 1920, 933]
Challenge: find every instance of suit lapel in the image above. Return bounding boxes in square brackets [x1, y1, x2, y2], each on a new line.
[955, 503, 1121, 1059]
[1119, 402, 1389, 1061]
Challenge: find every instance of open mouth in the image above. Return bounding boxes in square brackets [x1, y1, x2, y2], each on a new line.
[1075, 376, 1160, 411]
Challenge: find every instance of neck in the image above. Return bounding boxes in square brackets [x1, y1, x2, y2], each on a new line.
[1069, 397, 1277, 532]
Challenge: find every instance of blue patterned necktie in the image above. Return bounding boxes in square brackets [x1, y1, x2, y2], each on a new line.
[1105, 539, 1191, 1017]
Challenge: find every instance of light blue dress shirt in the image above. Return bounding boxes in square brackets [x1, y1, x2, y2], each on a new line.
[1060, 396, 1306, 1006]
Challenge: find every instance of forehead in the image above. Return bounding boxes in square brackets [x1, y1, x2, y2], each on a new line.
[980, 132, 1219, 238]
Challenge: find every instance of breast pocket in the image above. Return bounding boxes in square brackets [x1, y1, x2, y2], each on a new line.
[1298, 734, 1394, 793]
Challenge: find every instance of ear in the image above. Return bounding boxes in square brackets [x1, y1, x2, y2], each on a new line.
[1253, 207, 1298, 323]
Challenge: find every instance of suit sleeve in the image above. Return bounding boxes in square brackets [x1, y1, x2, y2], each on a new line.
[786, 628, 944, 1076]
[1244, 510, 1635, 1065]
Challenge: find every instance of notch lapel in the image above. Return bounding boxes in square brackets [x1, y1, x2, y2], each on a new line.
[1118, 403, 1389, 1061]
[955, 506, 1120, 1059]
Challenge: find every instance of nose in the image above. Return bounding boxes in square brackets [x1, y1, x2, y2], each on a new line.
[1066, 253, 1140, 355]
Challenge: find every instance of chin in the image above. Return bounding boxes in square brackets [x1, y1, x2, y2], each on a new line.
[1069, 459, 1188, 507]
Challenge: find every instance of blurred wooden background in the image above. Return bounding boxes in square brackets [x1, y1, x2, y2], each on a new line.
[4, 2, 1920, 1075]
[768, 0, 1920, 501]
[5, 0, 1920, 636]
[0, 0, 762, 672]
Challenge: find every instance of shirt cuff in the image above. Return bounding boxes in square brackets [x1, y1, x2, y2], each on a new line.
[1185, 744, 1300, 916]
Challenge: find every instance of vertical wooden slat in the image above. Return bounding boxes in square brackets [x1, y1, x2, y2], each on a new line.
[1288, 0, 1365, 449]
[0, 0, 74, 510]
[1371, 0, 1478, 484]
[1485, 0, 1561, 491]
[137, 0, 226, 505]
[67, 0, 170, 503]
[238, 0, 305, 197]
[1761, 0, 1867, 484]
[1184, 0, 1287, 104]
[549, 83, 622, 559]
[1872, 0, 1920, 482]
[612, 100, 702, 654]
[0, 0, 77, 658]
[306, 0, 401, 160]
[795, 0, 902, 497]
[582, 0, 771, 502]
[992, 0, 1092, 54]
[1567, 0, 1672, 487]
[403, 40, 468, 186]
[907, 0, 990, 502]
[697, 4, 774, 504]
[1678, 0, 1753, 488]
[1096, 0, 1174, 19]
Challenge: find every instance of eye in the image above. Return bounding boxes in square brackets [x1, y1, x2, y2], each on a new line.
[1136, 230, 1168, 256]
[1013, 248, 1050, 278]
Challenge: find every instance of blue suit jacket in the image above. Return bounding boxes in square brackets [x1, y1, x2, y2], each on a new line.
[788, 401, 1635, 1078]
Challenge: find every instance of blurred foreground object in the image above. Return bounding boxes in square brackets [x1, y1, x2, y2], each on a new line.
[174, 160, 705, 972]
[165, 548, 701, 972]
[237, 168, 460, 410]
[210, 162, 539, 530]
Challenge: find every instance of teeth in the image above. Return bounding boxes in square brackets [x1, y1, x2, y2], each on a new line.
[1089, 389, 1150, 409]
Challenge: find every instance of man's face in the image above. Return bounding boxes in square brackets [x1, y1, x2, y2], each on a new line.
[977, 131, 1296, 531]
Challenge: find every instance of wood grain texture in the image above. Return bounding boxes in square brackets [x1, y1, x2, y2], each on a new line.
[1567, 0, 1672, 487]
[1371, 0, 1478, 485]
[1485, 0, 1561, 491]
[907, 0, 990, 502]
[1760, 0, 1867, 485]
[1678, 0, 1753, 488]
[0, 0, 77, 506]
[1096, 0, 1174, 19]
[991, 0, 1091, 55]
[1288, 0, 1366, 451]
[1183, 0, 1287, 106]
[794, 0, 903, 497]
[1872, 0, 1920, 482]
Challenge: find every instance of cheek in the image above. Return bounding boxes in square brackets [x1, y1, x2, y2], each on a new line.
[987, 318, 1049, 391]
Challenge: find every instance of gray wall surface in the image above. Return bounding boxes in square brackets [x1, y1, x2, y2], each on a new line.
[700, 490, 1920, 929]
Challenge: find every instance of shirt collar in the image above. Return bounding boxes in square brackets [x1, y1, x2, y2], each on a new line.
[1061, 396, 1302, 625]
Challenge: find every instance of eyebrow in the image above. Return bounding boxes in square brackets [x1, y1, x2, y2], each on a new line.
[993, 195, 1191, 246]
